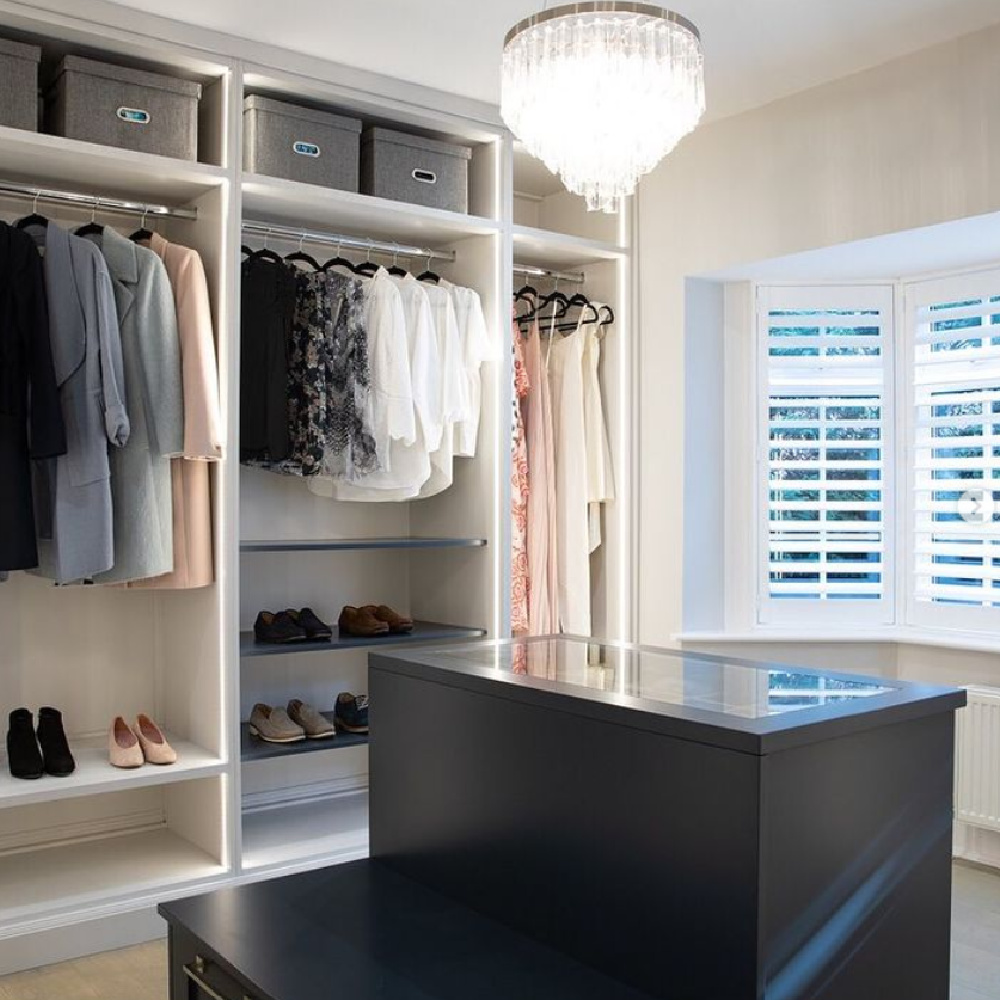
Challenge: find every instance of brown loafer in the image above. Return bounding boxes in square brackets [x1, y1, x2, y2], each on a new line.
[338, 606, 390, 637]
[361, 604, 414, 634]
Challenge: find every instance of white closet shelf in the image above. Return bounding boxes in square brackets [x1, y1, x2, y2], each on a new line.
[0, 126, 227, 206]
[242, 173, 500, 248]
[0, 740, 227, 810]
[240, 537, 487, 553]
[0, 827, 225, 930]
[241, 789, 369, 874]
[240, 622, 487, 657]
[513, 225, 629, 269]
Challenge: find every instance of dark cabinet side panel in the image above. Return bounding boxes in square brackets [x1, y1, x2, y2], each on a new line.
[759, 713, 955, 1000]
[370, 666, 762, 1000]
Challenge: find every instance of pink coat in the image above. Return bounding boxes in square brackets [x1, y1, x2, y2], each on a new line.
[127, 233, 222, 589]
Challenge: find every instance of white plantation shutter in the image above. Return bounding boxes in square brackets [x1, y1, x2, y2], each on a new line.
[758, 286, 894, 624]
[908, 270, 1000, 627]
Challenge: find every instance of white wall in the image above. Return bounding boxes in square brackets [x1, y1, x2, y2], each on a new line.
[636, 22, 1000, 649]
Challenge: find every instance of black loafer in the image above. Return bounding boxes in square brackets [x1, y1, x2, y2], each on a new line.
[37, 706, 76, 777]
[254, 610, 308, 644]
[7, 709, 44, 780]
[287, 607, 333, 641]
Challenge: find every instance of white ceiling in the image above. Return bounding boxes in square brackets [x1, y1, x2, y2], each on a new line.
[108, 0, 1000, 121]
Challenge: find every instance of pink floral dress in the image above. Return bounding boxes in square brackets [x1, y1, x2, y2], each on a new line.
[511, 324, 530, 635]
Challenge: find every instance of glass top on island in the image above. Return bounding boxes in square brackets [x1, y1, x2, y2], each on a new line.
[390, 636, 892, 721]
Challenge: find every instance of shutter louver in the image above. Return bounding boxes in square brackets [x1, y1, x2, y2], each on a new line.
[760, 287, 893, 621]
[912, 275, 1000, 613]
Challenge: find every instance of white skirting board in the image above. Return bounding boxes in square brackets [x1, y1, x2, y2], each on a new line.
[954, 821, 1000, 872]
[0, 906, 165, 978]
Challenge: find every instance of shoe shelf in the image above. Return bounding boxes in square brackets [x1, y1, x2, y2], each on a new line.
[0, 740, 227, 809]
[241, 718, 368, 763]
[0, 826, 226, 928]
[241, 789, 369, 874]
[239, 622, 487, 658]
[240, 537, 487, 553]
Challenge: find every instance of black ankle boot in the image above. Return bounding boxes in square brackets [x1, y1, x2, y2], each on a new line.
[7, 709, 44, 780]
[36, 706, 75, 777]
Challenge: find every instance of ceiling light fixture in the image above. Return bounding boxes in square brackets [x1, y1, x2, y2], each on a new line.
[501, 2, 705, 213]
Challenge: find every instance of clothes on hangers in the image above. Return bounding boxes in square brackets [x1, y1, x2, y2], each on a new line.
[0, 223, 67, 574]
[512, 288, 616, 638]
[125, 232, 223, 590]
[1, 211, 222, 589]
[443, 281, 491, 458]
[240, 255, 295, 465]
[523, 315, 559, 635]
[25, 221, 128, 584]
[311, 269, 436, 500]
[583, 303, 615, 552]
[86, 228, 184, 586]
[511, 320, 530, 635]
[240, 251, 490, 503]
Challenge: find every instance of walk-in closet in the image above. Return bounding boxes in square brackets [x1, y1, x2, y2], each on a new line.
[0, 0, 633, 962]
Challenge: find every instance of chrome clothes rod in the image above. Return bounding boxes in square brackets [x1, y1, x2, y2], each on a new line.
[241, 221, 457, 263]
[0, 180, 198, 221]
[513, 263, 585, 285]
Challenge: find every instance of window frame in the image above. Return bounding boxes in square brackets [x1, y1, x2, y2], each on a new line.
[754, 283, 897, 628]
[901, 268, 1000, 633]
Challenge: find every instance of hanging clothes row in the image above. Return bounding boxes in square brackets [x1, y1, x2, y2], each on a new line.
[511, 284, 615, 637]
[0, 213, 222, 588]
[239, 241, 491, 502]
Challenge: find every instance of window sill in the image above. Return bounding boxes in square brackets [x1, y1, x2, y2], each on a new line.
[674, 628, 1000, 655]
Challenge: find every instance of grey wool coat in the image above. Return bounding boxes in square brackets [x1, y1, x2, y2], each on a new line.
[29, 222, 129, 584]
[88, 227, 184, 585]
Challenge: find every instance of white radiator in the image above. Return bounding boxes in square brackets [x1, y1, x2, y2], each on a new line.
[955, 686, 1000, 833]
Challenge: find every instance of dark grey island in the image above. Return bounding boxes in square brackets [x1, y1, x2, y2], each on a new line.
[369, 637, 966, 1000]
[160, 637, 965, 1000]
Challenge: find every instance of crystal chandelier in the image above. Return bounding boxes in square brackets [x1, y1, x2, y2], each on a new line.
[501, 2, 705, 213]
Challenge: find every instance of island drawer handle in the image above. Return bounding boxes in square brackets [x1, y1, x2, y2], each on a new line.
[183, 956, 252, 1000]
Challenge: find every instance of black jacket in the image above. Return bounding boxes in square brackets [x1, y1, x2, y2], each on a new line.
[240, 255, 295, 463]
[0, 222, 67, 571]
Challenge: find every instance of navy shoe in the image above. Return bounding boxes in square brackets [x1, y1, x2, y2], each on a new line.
[254, 610, 308, 644]
[287, 607, 333, 641]
[335, 693, 369, 734]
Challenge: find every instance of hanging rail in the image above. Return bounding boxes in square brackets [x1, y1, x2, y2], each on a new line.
[241, 220, 457, 264]
[513, 263, 585, 285]
[0, 180, 198, 221]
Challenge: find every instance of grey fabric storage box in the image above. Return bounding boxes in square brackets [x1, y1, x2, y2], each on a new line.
[243, 96, 361, 191]
[46, 55, 201, 160]
[362, 127, 471, 213]
[0, 37, 41, 131]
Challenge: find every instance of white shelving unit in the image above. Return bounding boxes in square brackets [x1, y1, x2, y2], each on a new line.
[0, 0, 635, 961]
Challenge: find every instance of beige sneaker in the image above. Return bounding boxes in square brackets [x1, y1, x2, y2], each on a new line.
[249, 703, 305, 743]
[287, 699, 336, 740]
[134, 713, 178, 765]
[109, 716, 144, 768]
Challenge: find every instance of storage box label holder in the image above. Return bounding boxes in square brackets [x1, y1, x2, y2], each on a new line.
[117, 106, 151, 125]
[293, 140, 321, 158]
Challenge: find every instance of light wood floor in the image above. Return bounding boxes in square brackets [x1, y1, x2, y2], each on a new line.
[0, 864, 998, 999]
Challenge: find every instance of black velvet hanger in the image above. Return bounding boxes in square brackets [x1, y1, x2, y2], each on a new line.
[285, 249, 322, 270]
[16, 192, 48, 230]
[248, 247, 285, 264]
[75, 199, 105, 238]
[129, 208, 154, 243]
[322, 254, 359, 273]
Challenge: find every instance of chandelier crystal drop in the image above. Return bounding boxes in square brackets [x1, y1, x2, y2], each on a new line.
[501, 2, 705, 213]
